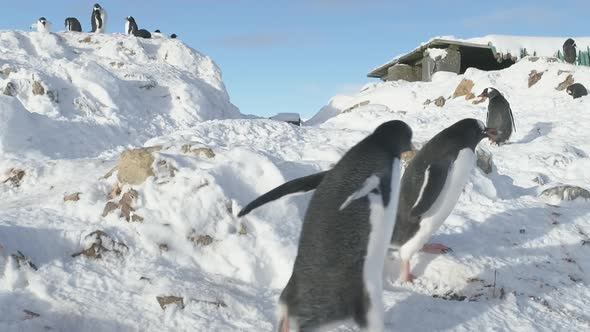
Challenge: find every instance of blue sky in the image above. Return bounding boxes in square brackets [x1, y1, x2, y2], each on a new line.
[3, 1, 590, 118]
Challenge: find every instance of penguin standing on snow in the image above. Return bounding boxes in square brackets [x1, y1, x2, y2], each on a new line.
[125, 16, 151, 39]
[31, 17, 52, 33]
[64, 17, 82, 32]
[91, 3, 107, 33]
[478, 87, 515, 145]
[238, 119, 496, 284]
[563, 38, 577, 64]
[566, 83, 588, 99]
[275, 120, 412, 331]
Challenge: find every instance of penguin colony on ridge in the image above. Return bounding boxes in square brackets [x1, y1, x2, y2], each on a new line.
[277, 120, 412, 332]
[32, 3, 177, 39]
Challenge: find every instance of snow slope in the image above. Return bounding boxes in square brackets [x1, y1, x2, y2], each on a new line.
[1, 33, 590, 331]
[0, 30, 240, 159]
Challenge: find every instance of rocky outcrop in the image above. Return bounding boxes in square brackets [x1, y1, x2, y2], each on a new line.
[556, 74, 574, 91]
[453, 79, 474, 98]
[117, 146, 162, 185]
[528, 70, 544, 88]
[539, 185, 590, 205]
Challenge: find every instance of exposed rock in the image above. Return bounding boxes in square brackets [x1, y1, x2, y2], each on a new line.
[103, 166, 118, 180]
[532, 174, 550, 185]
[557, 70, 571, 76]
[423, 99, 432, 106]
[3, 81, 17, 96]
[528, 70, 544, 88]
[32, 81, 45, 95]
[109, 183, 122, 199]
[64, 192, 82, 202]
[47, 90, 59, 103]
[158, 244, 169, 252]
[11, 251, 38, 271]
[181, 145, 216, 158]
[117, 146, 162, 185]
[464, 92, 475, 100]
[102, 201, 119, 217]
[556, 74, 574, 91]
[2, 67, 17, 76]
[157, 296, 184, 310]
[238, 223, 248, 235]
[476, 147, 494, 174]
[23, 310, 41, 320]
[3, 168, 25, 187]
[539, 185, 590, 205]
[71, 230, 128, 259]
[119, 189, 138, 221]
[189, 233, 214, 247]
[189, 298, 227, 308]
[79, 36, 92, 43]
[526, 56, 540, 62]
[131, 214, 144, 223]
[109, 62, 124, 68]
[453, 79, 474, 98]
[434, 96, 446, 107]
[401, 146, 418, 168]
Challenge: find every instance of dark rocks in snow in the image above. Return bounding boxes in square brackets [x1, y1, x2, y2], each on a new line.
[102, 201, 119, 217]
[189, 233, 214, 247]
[64, 192, 82, 202]
[3, 168, 25, 187]
[539, 185, 590, 204]
[31, 81, 45, 95]
[532, 173, 550, 185]
[71, 230, 128, 259]
[528, 70, 544, 87]
[556, 74, 574, 91]
[434, 96, 446, 107]
[476, 147, 494, 174]
[157, 296, 184, 310]
[181, 145, 216, 158]
[3, 81, 17, 96]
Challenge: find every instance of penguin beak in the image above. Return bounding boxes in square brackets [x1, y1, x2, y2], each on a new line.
[478, 89, 489, 98]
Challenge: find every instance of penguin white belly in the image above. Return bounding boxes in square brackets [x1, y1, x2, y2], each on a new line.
[363, 158, 401, 332]
[399, 148, 475, 260]
[125, 21, 130, 35]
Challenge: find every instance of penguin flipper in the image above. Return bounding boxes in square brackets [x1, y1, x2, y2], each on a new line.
[339, 175, 381, 211]
[410, 161, 450, 217]
[237, 171, 328, 217]
[508, 106, 516, 133]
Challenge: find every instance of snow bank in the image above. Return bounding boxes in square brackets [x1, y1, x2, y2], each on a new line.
[0, 30, 240, 158]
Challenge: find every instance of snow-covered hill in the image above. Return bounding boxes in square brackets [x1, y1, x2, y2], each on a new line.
[0, 30, 240, 159]
[1, 32, 590, 332]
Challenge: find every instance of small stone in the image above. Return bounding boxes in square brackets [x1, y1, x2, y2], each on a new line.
[158, 244, 169, 252]
[528, 70, 544, 88]
[71, 230, 128, 259]
[476, 147, 494, 174]
[64, 192, 82, 202]
[453, 79, 475, 98]
[465, 92, 475, 100]
[190, 234, 214, 247]
[102, 201, 119, 217]
[401, 144, 418, 168]
[3, 82, 17, 96]
[47, 90, 59, 103]
[11, 251, 38, 271]
[238, 223, 248, 235]
[519, 229, 526, 234]
[117, 146, 162, 185]
[556, 74, 574, 91]
[119, 189, 138, 222]
[423, 99, 431, 106]
[32, 81, 45, 96]
[2, 67, 17, 76]
[23, 310, 41, 320]
[434, 96, 446, 107]
[3, 168, 25, 187]
[157, 296, 184, 310]
[131, 214, 144, 223]
[79, 36, 92, 43]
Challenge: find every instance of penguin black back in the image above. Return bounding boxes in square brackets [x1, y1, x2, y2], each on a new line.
[64, 17, 82, 32]
[479, 87, 515, 144]
[563, 38, 577, 64]
[126, 16, 151, 39]
[566, 83, 588, 99]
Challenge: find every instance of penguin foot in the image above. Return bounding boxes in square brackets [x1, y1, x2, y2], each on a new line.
[422, 243, 452, 254]
[402, 273, 416, 283]
[401, 260, 416, 283]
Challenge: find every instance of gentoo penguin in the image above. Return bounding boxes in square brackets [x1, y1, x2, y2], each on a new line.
[31, 17, 52, 33]
[91, 3, 107, 33]
[566, 83, 588, 99]
[563, 38, 577, 64]
[152, 29, 164, 39]
[170, 34, 177, 39]
[238, 119, 495, 284]
[478, 87, 515, 145]
[64, 17, 82, 32]
[125, 16, 151, 39]
[276, 120, 412, 331]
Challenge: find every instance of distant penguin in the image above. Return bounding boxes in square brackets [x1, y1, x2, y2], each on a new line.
[125, 16, 151, 39]
[170, 34, 177, 39]
[64, 17, 82, 32]
[566, 83, 588, 99]
[274, 120, 412, 331]
[91, 3, 107, 33]
[238, 119, 495, 284]
[563, 38, 577, 64]
[31, 17, 52, 33]
[152, 29, 164, 39]
[478, 87, 516, 145]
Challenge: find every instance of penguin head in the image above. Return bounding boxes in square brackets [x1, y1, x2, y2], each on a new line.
[449, 118, 497, 149]
[154, 29, 161, 33]
[372, 120, 413, 156]
[171, 34, 177, 39]
[126, 16, 135, 23]
[94, 3, 102, 11]
[565, 38, 576, 48]
[478, 87, 501, 100]
[39, 17, 47, 26]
